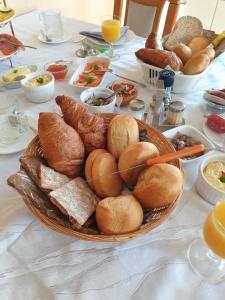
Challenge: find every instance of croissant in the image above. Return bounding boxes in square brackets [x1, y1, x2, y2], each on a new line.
[56, 95, 107, 153]
[38, 112, 85, 177]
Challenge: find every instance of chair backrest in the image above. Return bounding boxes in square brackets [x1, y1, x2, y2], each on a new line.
[114, 0, 180, 37]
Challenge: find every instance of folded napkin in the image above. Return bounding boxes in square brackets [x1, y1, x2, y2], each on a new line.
[79, 26, 129, 43]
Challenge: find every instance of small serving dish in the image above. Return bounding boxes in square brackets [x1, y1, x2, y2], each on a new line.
[163, 124, 215, 165]
[69, 56, 110, 91]
[80, 87, 116, 113]
[0, 65, 37, 89]
[21, 71, 54, 103]
[196, 153, 225, 205]
[107, 80, 138, 106]
[44, 60, 72, 80]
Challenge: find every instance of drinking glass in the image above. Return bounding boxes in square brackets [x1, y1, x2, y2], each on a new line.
[187, 201, 225, 283]
[0, 95, 29, 145]
[101, 15, 121, 59]
[39, 10, 63, 41]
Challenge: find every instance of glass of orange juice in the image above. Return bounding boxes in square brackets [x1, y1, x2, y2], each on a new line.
[101, 15, 121, 59]
[187, 201, 225, 283]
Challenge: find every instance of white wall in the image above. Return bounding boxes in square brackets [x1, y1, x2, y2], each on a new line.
[5, 0, 114, 25]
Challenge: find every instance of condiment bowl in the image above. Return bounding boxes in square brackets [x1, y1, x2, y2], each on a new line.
[163, 125, 215, 166]
[44, 60, 72, 80]
[196, 153, 225, 205]
[80, 87, 116, 113]
[21, 71, 54, 103]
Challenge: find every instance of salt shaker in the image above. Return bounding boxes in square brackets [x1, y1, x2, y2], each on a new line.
[167, 101, 186, 125]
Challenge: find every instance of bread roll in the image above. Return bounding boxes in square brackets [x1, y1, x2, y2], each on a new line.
[96, 194, 143, 234]
[118, 142, 159, 186]
[135, 48, 183, 71]
[187, 36, 210, 54]
[92, 152, 123, 198]
[182, 53, 210, 75]
[38, 112, 85, 178]
[193, 48, 215, 61]
[145, 32, 161, 49]
[172, 43, 192, 64]
[133, 163, 183, 208]
[85, 149, 107, 189]
[107, 115, 139, 159]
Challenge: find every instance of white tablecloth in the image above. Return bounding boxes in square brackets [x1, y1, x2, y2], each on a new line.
[0, 11, 225, 300]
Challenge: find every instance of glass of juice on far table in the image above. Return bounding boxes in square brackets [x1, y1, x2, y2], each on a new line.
[101, 15, 121, 60]
[187, 201, 225, 283]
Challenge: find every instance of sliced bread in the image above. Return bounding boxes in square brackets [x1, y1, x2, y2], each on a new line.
[164, 16, 203, 50]
[49, 177, 99, 226]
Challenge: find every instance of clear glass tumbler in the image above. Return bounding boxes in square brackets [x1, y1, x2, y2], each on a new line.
[39, 10, 63, 41]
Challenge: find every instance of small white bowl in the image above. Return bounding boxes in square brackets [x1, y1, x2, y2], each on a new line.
[21, 71, 54, 103]
[163, 125, 215, 166]
[80, 87, 116, 113]
[196, 153, 225, 205]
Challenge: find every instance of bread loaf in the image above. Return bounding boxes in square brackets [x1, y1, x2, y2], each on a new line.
[118, 142, 159, 186]
[193, 48, 215, 61]
[133, 163, 183, 208]
[182, 53, 210, 75]
[172, 43, 192, 64]
[96, 194, 143, 234]
[107, 114, 139, 159]
[135, 48, 183, 71]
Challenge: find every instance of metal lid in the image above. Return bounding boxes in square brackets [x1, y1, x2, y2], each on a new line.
[129, 99, 145, 111]
[168, 101, 185, 112]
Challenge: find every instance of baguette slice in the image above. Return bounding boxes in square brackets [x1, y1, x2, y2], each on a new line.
[49, 177, 99, 226]
[164, 16, 203, 50]
[39, 164, 71, 192]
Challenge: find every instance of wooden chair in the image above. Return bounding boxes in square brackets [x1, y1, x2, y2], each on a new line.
[113, 0, 181, 37]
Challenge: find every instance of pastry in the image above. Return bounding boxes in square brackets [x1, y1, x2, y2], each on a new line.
[133, 163, 183, 208]
[118, 142, 159, 186]
[135, 48, 183, 71]
[91, 152, 123, 198]
[107, 114, 139, 159]
[38, 112, 85, 177]
[56, 95, 107, 153]
[96, 194, 143, 234]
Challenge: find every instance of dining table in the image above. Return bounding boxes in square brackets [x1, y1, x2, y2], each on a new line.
[0, 10, 225, 300]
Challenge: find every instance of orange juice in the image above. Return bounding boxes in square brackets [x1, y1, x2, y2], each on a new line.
[203, 202, 225, 258]
[101, 19, 121, 43]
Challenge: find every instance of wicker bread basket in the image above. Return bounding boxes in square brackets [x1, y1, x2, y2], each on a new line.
[21, 113, 182, 242]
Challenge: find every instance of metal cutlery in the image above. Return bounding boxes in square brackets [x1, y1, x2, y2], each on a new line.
[0, 38, 37, 49]
[107, 68, 147, 88]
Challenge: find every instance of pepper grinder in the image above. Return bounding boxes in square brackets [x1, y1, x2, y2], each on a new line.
[158, 69, 175, 110]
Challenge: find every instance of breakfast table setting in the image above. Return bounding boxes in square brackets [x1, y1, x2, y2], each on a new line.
[0, 7, 225, 300]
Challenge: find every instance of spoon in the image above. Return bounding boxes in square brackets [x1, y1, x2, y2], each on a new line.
[102, 87, 125, 101]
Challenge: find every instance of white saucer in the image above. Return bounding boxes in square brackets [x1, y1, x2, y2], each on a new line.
[0, 129, 35, 155]
[202, 119, 225, 147]
[87, 29, 136, 47]
[38, 32, 72, 44]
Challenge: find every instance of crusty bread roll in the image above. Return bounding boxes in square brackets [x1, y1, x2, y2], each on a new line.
[187, 36, 210, 54]
[135, 48, 183, 71]
[107, 115, 139, 159]
[193, 48, 215, 61]
[145, 32, 162, 49]
[118, 142, 159, 186]
[172, 43, 192, 64]
[96, 194, 143, 234]
[133, 163, 183, 208]
[38, 112, 85, 178]
[182, 53, 210, 75]
[85, 149, 107, 189]
[92, 152, 123, 198]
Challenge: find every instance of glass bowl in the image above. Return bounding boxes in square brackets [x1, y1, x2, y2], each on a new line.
[44, 60, 72, 80]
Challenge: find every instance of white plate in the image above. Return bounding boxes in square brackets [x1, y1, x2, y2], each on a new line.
[0, 129, 35, 155]
[163, 124, 215, 165]
[87, 29, 136, 47]
[0, 50, 18, 62]
[38, 31, 72, 44]
[0, 10, 15, 27]
[69, 56, 110, 92]
[203, 91, 225, 106]
[202, 119, 225, 147]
